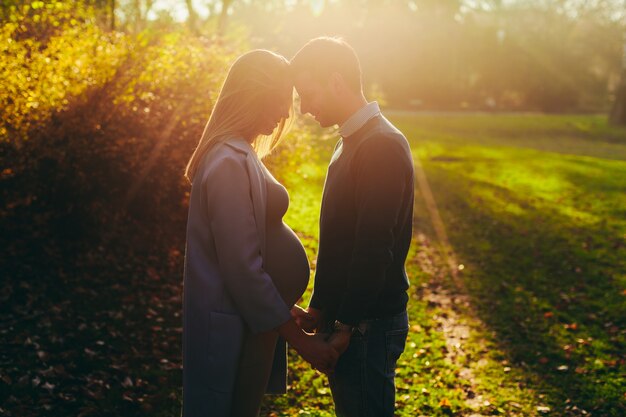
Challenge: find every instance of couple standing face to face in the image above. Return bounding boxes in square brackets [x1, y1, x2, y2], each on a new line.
[183, 37, 413, 417]
[237, 38, 364, 141]
[183, 36, 365, 175]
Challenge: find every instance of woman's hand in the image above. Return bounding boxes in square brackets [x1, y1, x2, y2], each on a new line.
[290, 305, 321, 333]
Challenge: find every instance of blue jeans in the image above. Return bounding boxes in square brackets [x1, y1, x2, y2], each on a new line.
[328, 311, 409, 417]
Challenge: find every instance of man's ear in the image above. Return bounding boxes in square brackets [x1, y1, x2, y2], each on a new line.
[328, 72, 347, 97]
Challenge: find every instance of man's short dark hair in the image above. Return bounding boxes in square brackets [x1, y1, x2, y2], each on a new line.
[290, 37, 362, 94]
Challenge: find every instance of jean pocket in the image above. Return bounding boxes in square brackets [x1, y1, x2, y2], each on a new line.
[385, 327, 408, 376]
[207, 311, 246, 393]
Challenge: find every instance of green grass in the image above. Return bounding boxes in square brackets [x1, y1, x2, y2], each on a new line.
[260, 114, 626, 416]
[4, 114, 622, 416]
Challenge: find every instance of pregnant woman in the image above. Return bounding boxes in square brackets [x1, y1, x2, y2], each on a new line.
[182, 50, 337, 417]
[230, 162, 312, 416]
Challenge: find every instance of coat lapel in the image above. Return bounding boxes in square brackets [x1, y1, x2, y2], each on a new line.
[223, 138, 267, 260]
[206, 137, 284, 393]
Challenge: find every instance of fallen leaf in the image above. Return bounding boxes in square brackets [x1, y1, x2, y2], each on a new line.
[439, 397, 451, 408]
[121, 377, 133, 388]
[146, 267, 160, 281]
[41, 382, 55, 391]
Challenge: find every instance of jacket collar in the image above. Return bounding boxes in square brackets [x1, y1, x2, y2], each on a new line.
[224, 136, 253, 154]
[338, 101, 381, 138]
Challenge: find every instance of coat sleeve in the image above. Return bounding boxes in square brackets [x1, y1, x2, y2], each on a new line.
[205, 154, 291, 334]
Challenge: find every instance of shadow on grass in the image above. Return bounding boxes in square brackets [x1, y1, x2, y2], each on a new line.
[0, 106, 187, 416]
[0, 191, 185, 417]
[421, 157, 626, 416]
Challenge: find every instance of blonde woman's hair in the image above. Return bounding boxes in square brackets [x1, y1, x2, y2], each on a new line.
[185, 50, 292, 182]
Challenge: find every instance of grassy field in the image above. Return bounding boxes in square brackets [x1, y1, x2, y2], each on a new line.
[262, 114, 626, 416]
[2, 114, 624, 417]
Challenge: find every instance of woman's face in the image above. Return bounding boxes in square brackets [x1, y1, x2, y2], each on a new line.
[257, 82, 293, 136]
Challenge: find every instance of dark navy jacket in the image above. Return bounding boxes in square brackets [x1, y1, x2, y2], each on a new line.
[310, 115, 415, 326]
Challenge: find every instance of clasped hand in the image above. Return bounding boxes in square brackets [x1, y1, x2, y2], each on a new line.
[290, 306, 351, 373]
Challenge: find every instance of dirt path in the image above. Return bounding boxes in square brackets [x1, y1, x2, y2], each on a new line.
[409, 231, 544, 417]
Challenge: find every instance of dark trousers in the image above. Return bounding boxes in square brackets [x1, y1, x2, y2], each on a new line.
[328, 311, 409, 417]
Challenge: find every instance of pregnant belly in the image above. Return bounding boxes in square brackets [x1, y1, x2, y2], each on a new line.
[264, 223, 310, 307]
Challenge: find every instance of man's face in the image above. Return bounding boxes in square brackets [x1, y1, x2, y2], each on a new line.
[294, 72, 339, 128]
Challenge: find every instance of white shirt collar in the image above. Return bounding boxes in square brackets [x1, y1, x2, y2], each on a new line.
[338, 101, 381, 138]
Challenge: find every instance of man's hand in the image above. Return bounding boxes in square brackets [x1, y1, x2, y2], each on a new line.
[327, 329, 352, 356]
[291, 305, 322, 333]
[278, 317, 336, 373]
[295, 333, 339, 374]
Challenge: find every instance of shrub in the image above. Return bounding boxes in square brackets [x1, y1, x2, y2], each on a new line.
[1, 3, 241, 263]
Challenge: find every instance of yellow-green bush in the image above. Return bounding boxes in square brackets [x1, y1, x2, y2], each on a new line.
[0, 2, 130, 142]
[1, 1, 242, 248]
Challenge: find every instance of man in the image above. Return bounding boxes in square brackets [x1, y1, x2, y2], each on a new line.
[290, 37, 415, 417]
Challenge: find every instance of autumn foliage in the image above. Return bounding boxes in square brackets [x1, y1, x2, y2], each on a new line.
[1, 2, 239, 247]
[1, 6, 240, 414]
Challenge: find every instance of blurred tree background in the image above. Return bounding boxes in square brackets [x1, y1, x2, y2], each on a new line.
[226, 0, 626, 114]
[3, 0, 626, 122]
[1, 1, 625, 416]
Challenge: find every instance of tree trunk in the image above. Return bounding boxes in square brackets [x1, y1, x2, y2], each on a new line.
[110, 0, 116, 31]
[610, 75, 626, 126]
[609, 33, 626, 126]
[185, 0, 199, 34]
[217, 0, 234, 37]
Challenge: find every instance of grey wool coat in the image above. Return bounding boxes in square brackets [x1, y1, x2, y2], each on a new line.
[182, 137, 292, 417]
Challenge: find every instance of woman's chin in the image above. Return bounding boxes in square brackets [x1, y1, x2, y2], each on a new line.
[260, 124, 278, 135]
